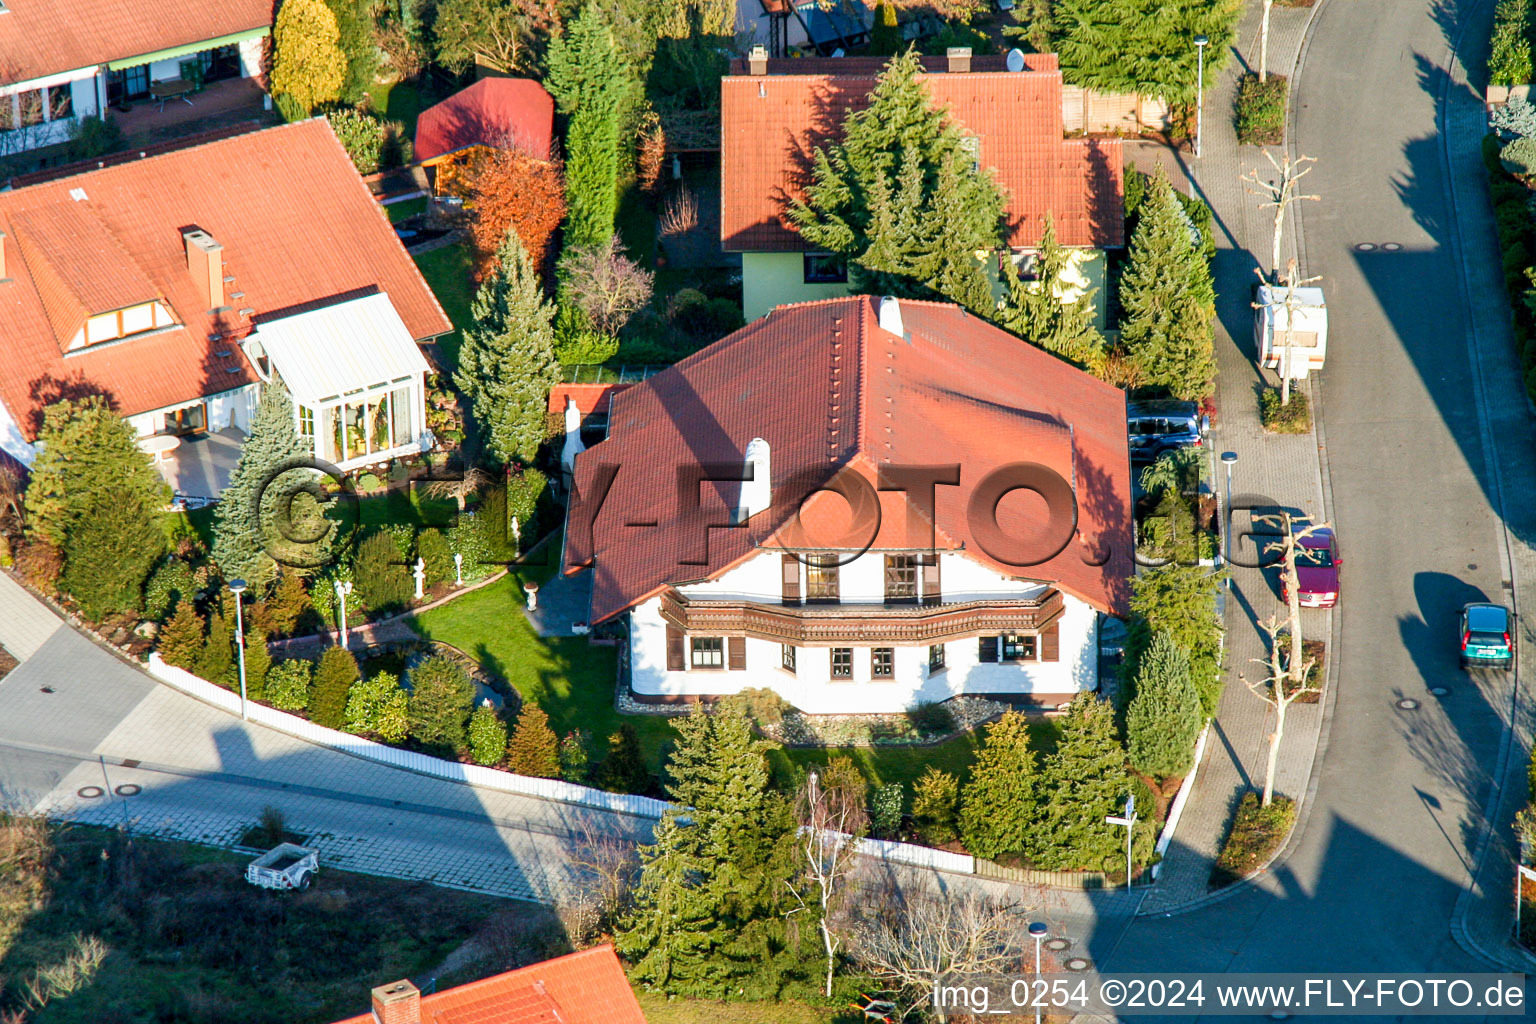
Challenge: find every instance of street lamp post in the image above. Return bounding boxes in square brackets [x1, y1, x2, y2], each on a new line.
[1028, 921, 1049, 1024]
[1221, 451, 1238, 588]
[334, 579, 353, 649]
[1106, 794, 1137, 890]
[228, 579, 249, 720]
[1194, 35, 1210, 159]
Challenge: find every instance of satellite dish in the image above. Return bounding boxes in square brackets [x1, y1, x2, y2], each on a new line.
[1006, 48, 1026, 73]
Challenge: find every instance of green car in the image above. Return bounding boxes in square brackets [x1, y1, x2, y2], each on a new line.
[1460, 602, 1514, 670]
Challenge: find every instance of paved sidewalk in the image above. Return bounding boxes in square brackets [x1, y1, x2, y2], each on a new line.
[1134, 0, 1334, 915]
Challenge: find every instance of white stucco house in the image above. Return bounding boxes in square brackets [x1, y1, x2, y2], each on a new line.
[564, 295, 1133, 715]
[0, 119, 451, 495]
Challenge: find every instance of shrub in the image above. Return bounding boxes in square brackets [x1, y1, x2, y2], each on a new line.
[13, 539, 63, 595]
[242, 625, 272, 702]
[416, 528, 455, 586]
[1504, 135, 1536, 176]
[143, 557, 198, 622]
[1490, 0, 1535, 88]
[265, 571, 312, 636]
[198, 602, 235, 688]
[869, 782, 904, 840]
[594, 724, 649, 794]
[558, 729, 591, 782]
[68, 114, 123, 160]
[445, 510, 498, 582]
[343, 670, 410, 742]
[1210, 793, 1296, 888]
[507, 703, 561, 778]
[1234, 73, 1287, 146]
[468, 705, 509, 766]
[158, 596, 206, 670]
[407, 655, 475, 752]
[912, 767, 960, 846]
[267, 658, 313, 711]
[310, 646, 360, 728]
[1258, 387, 1312, 433]
[905, 699, 955, 735]
[324, 107, 411, 175]
[353, 530, 412, 614]
[720, 686, 790, 727]
[505, 467, 548, 533]
[1493, 96, 1536, 140]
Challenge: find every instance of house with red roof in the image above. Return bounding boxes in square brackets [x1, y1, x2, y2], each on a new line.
[0, 0, 272, 163]
[0, 118, 451, 497]
[564, 294, 1131, 714]
[331, 946, 647, 1024]
[720, 48, 1124, 320]
[414, 77, 555, 194]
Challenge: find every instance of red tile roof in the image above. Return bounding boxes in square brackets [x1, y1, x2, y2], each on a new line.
[547, 383, 633, 418]
[330, 946, 647, 1024]
[414, 78, 556, 165]
[0, 119, 451, 438]
[566, 296, 1132, 622]
[0, 0, 272, 86]
[720, 54, 1123, 253]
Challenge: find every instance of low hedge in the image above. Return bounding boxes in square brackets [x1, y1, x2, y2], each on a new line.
[1235, 73, 1288, 146]
[1482, 133, 1536, 402]
[1210, 793, 1295, 888]
[1259, 386, 1311, 433]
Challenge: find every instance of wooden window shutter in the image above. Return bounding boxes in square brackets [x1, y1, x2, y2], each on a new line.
[666, 626, 685, 671]
[781, 553, 800, 605]
[1041, 623, 1059, 662]
[727, 636, 747, 670]
[921, 555, 941, 605]
[978, 636, 999, 663]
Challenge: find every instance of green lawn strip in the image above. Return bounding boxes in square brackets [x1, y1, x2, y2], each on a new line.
[374, 79, 427, 139]
[347, 487, 460, 533]
[412, 243, 476, 374]
[636, 992, 866, 1024]
[0, 823, 508, 1024]
[387, 197, 428, 223]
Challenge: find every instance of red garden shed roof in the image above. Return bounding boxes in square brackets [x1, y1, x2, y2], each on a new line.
[414, 78, 556, 166]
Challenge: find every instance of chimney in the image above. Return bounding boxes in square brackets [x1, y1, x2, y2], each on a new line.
[947, 46, 972, 73]
[371, 980, 421, 1024]
[878, 295, 904, 337]
[561, 394, 586, 474]
[748, 44, 768, 76]
[735, 437, 771, 524]
[182, 229, 225, 311]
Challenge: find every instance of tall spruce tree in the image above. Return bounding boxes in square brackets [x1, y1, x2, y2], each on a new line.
[958, 710, 1039, 860]
[1125, 630, 1203, 781]
[455, 229, 560, 465]
[618, 704, 812, 998]
[546, 5, 634, 248]
[212, 376, 315, 584]
[789, 50, 1006, 313]
[1031, 694, 1128, 871]
[506, 703, 561, 778]
[61, 487, 166, 621]
[1118, 166, 1217, 399]
[996, 212, 1107, 369]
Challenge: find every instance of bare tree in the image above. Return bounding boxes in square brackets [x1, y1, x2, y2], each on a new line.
[1240, 150, 1320, 285]
[562, 238, 655, 336]
[788, 768, 868, 998]
[1260, 0, 1274, 81]
[565, 814, 640, 933]
[659, 187, 700, 238]
[420, 466, 494, 512]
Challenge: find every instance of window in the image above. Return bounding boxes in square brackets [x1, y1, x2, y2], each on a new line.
[884, 554, 918, 603]
[871, 648, 894, 678]
[163, 405, 207, 435]
[830, 647, 853, 679]
[1000, 633, 1037, 662]
[805, 553, 840, 603]
[959, 134, 980, 173]
[929, 644, 946, 672]
[690, 636, 724, 669]
[781, 644, 797, 673]
[17, 88, 43, 127]
[46, 84, 71, 121]
[298, 405, 315, 440]
[803, 253, 847, 284]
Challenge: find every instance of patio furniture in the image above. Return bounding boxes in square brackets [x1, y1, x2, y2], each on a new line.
[151, 79, 196, 111]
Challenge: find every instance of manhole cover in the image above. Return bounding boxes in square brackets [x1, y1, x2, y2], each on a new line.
[1428, 686, 1449, 697]
[1044, 937, 1072, 952]
[76, 786, 104, 799]
[1467, 563, 1478, 570]
[1381, 242, 1402, 251]
[1354, 242, 1377, 251]
[1397, 698, 1421, 710]
[1064, 957, 1092, 973]
[114, 784, 141, 796]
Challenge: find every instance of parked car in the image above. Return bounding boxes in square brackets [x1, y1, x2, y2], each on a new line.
[1127, 400, 1209, 463]
[1280, 527, 1341, 607]
[1460, 602, 1514, 670]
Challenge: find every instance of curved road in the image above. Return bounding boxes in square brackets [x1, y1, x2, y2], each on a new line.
[1107, 0, 1536, 991]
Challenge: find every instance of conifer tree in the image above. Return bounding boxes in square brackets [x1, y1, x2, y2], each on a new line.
[1126, 562, 1224, 717]
[406, 655, 474, 750]
[469, 706, 509, 766]
[546, 5, 634, 248]
[1126, 630, 1203, 782]
[454, 229, 560, 465]
[271, 0, 347, 115]
[198, 600, 235, 688]
[213, 376, 315, 585]
[595, 724, 650, 793]
[62, 491, 165, 621]
[242, 625, 273, 702]
[1031, 695, 1128, 871]
[310, 645, 360, 728]
[158, 596, 206, 671]
[789, 50, 1006, 313]
[1118, 166, 1217, 399]
[506, 703, 561, 778]
[958, 710, 1039, 859]
[996, 212, 1107, 369]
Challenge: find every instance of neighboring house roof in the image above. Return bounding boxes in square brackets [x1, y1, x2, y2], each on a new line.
[566, 296, 1132, 623]
[719, 54, 1123, 253]
[414, 78, 556, 165]
[0, 0, 272, 85]
[0, 118, 451, 439]
[330, 946, 647, 1024]
[546, 382, 633, 419]
[252, 293, 431, 408]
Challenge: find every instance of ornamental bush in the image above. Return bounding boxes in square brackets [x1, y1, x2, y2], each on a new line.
[869, 782, 904, 840]
[912, 767, 960, 846]
[416, 527, 455, 586]
[1490, 0, 1535, 88]
[506, 703, 560, 778]
[1503, 135, 1536, 176]
[1234, 73, 1287, 146]
[468, 705, 509, 766]
[407, 655, 475, 753]
[1259, 387, 1312, 433]
[1493, 96, 1536, 140]
[353, 530, 413, 615]
[267, 658, 313, 711]
[143, 557, 198, 622]
[344, 670, 411, 742]
[310, 646, 360, 728]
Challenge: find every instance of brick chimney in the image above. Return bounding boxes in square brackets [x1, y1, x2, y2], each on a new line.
[182, 229, 225, 311]
[371, 980, 421, 1024]
[947, 47, 972, 73]
[748, 44, 768, 76]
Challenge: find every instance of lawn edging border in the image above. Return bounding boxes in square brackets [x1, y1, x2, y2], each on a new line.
[1150, 721, 1211, 881]
[144, 652, 670, 821]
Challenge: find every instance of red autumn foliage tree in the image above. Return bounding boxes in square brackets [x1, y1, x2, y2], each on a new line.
[462, 150, 567, 282]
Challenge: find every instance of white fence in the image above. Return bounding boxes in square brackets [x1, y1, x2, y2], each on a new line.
[1152, 722, 1211, 878]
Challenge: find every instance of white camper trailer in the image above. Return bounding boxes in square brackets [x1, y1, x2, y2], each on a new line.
[1255, 284, 1328, 379]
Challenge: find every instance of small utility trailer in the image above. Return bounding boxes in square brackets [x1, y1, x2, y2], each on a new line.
[245, 843, 319, 891]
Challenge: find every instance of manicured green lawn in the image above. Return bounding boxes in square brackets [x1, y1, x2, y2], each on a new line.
[371, 79, 428, 138]
[386, 196, 428, 223]
[413, 242, 476, 373]
[349, 486, 460, 532]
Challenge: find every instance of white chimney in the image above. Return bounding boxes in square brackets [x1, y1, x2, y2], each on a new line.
[561, 395, 586, 474]
[735, 437, 771, 524]
[748, 44, 768, 76]
[947, 46, 972, 73]
[878, 295, 904, 337]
